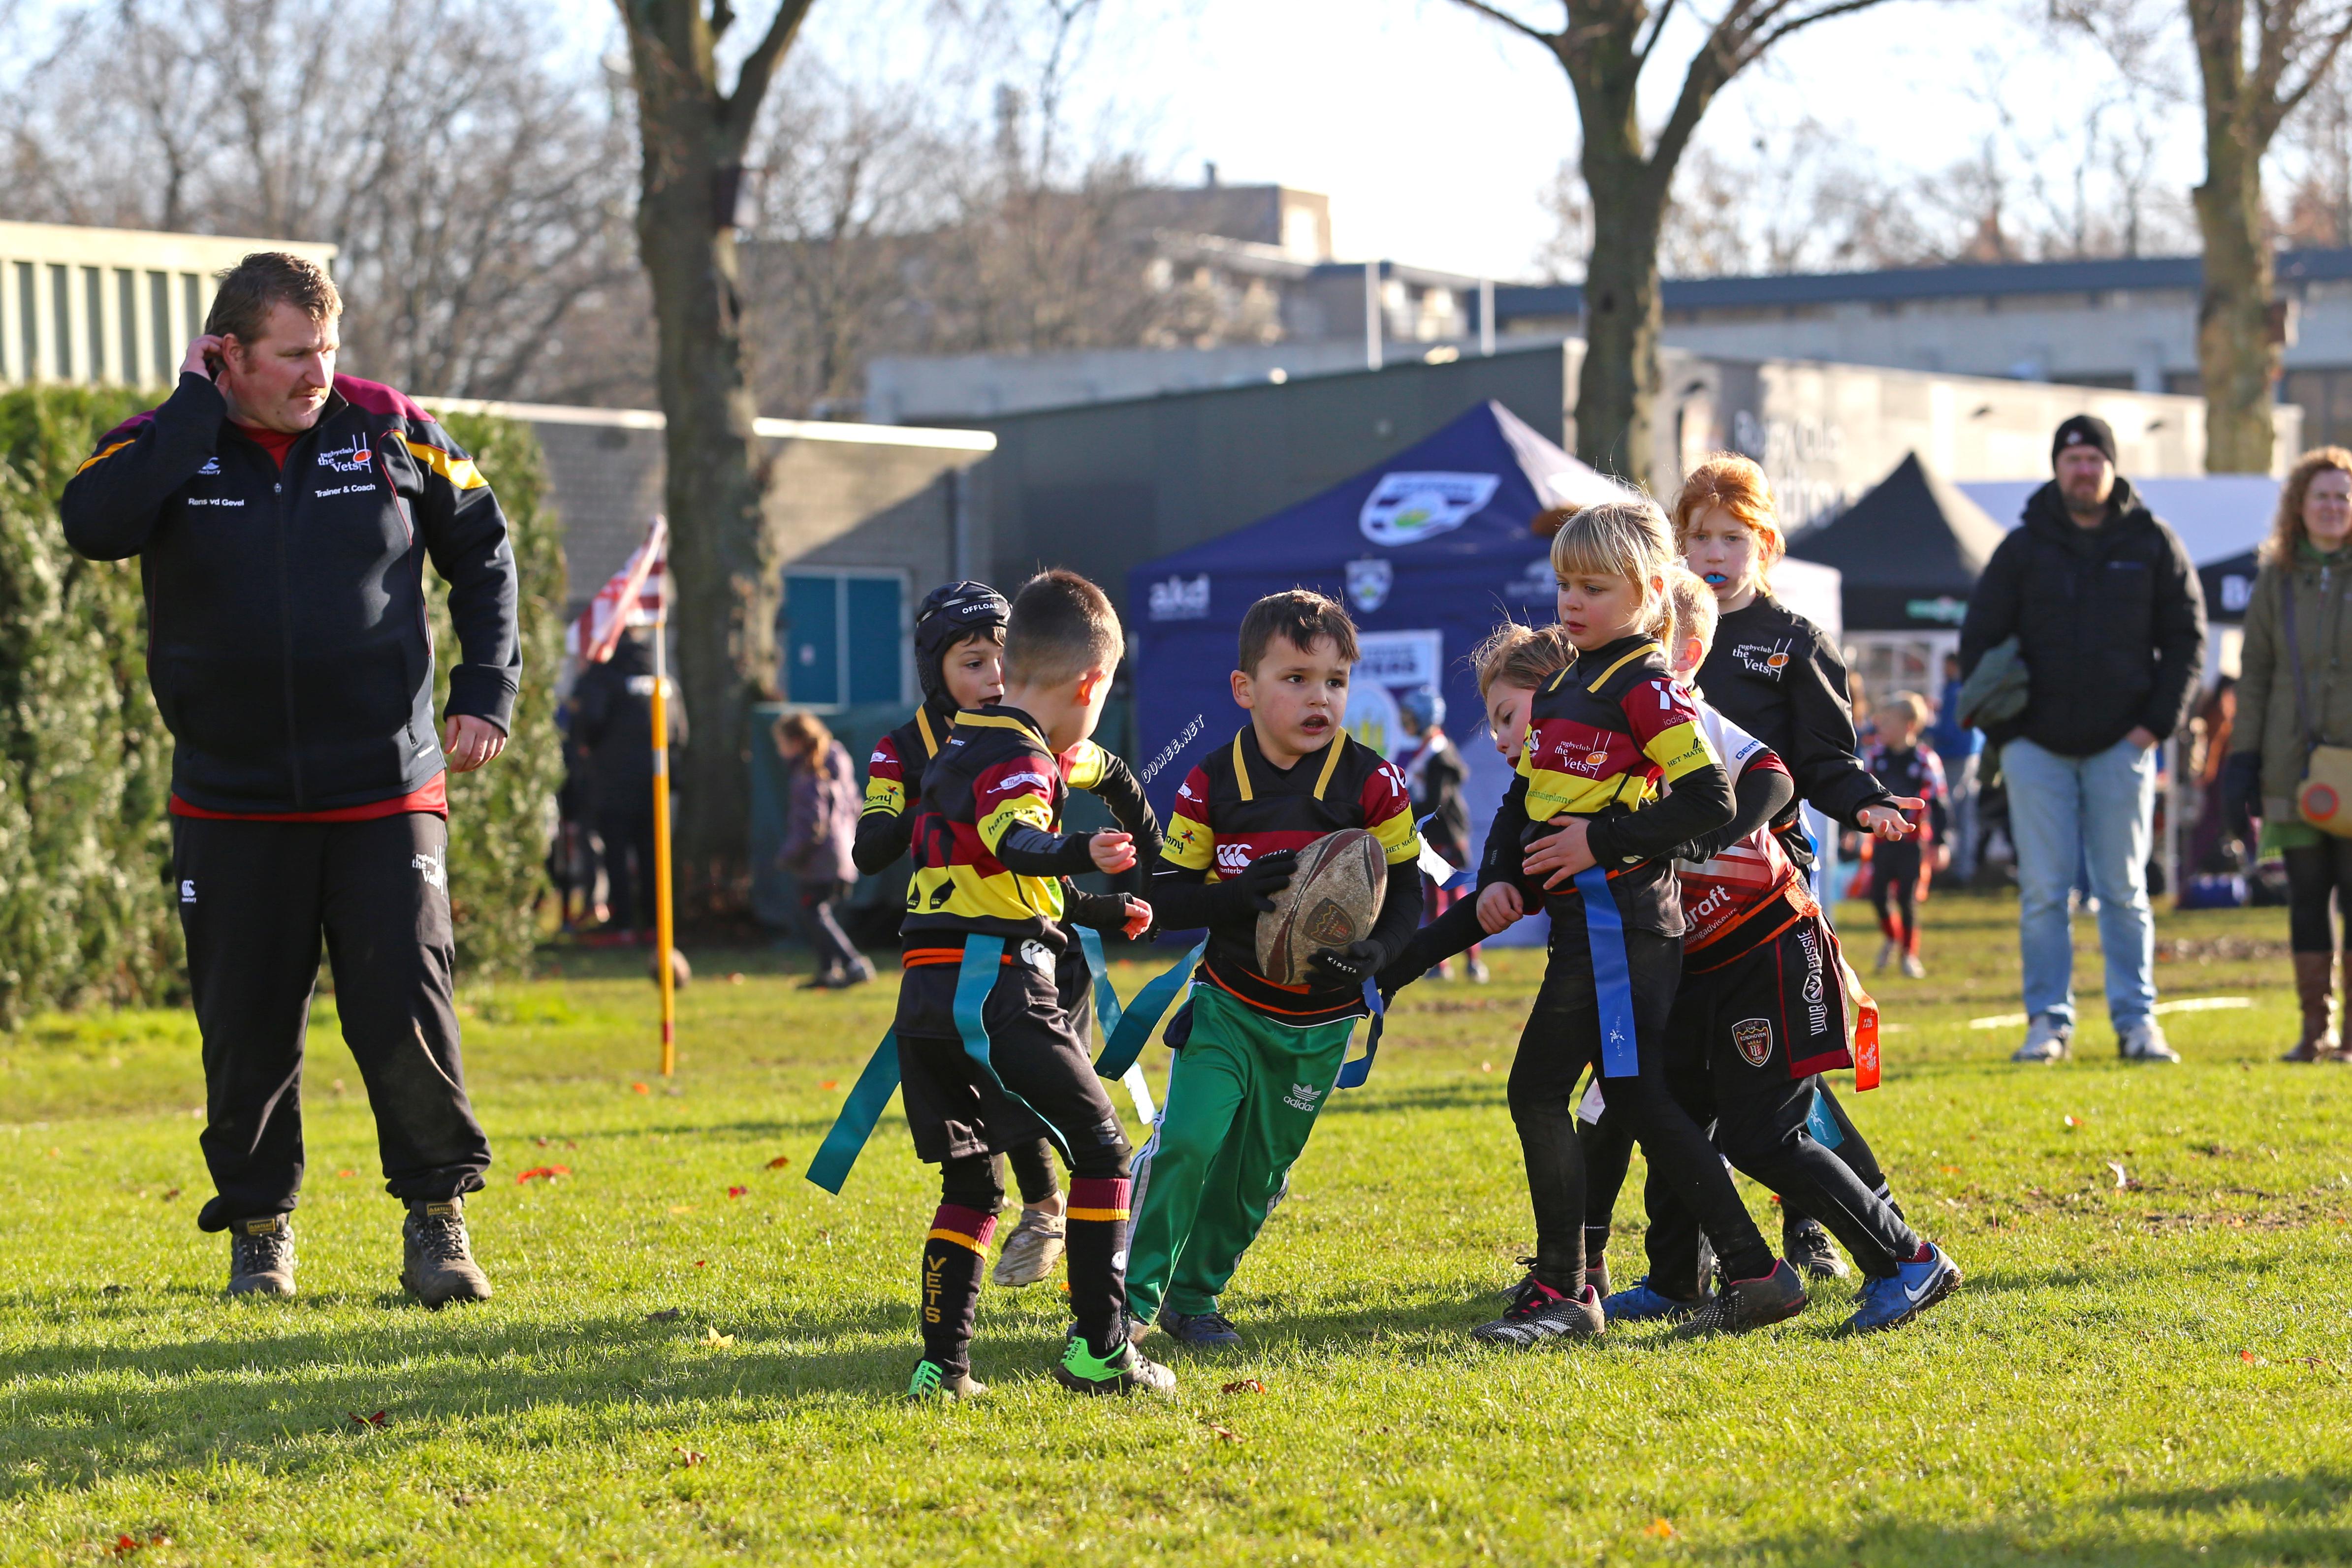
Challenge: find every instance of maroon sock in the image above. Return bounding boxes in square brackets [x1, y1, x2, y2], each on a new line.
[1064, 1177, 1131, 1357]
[919, 1204, 998, 1376]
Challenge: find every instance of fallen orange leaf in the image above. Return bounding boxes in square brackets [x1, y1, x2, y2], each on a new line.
[632, 1082, 651, 1095]
[764, 1155, 792, 1170]
[695, 1259, 708, 1268]
[336, 1168, 357, 1178]
[1646, 1518, 1676, 1538]
[727, 1186, 748, 1198]
[517, 1165, 571, 1185]
[819, 1079, 838, 1091]
[1221, 1378, 1265, 1394]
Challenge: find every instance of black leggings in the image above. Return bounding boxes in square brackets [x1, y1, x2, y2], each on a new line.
[1511, 925, 1775, 1291]
[2285, 839, 2352, 953]
[1002, 1139, 1061, 1205]
[1871, 843, 1922, 954]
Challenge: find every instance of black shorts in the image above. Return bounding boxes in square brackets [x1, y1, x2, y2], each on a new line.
[894, 946, 1127, 1167]
[1669, 911, 1852, 1088]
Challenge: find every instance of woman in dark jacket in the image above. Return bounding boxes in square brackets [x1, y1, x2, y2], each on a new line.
[775, 712, 871, 989]
[2223, 446, 2352, 1061]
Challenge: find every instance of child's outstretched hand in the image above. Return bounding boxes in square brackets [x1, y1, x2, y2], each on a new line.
[1476, 882, 1525, 934]
[1089, 830, 1137, 873]
[1524, 816, 1597, 888]
[1859, 801, 1922, 841]
[1119, 895, 1153, 940]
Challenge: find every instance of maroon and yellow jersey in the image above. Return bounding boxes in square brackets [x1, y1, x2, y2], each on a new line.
[862, 702, 958, 824]
[902, 706, 1075, 947]
[1162, 726, 1421, 1022]
[1517, 637, 1719, 821]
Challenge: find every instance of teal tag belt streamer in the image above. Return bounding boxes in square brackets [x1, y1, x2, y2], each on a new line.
[1805, 1083, 1846, 1149]
[804, 1028, 902, 1195]
[1075, 926, 1125, 1042]
[1335, 977, 1384, 1089]
[1574, 865, 1642, 1079]
[951, 936, 1072, 1160]
[1088, 936, 1205, 1080]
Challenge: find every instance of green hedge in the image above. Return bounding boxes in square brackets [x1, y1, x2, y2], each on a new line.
[0, 387, 562, 1025]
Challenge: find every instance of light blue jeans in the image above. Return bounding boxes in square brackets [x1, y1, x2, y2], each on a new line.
[2001, 735, 2158, 1032]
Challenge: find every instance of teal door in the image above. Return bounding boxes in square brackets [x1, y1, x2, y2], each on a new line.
[845, 577, 903, 704]
[783, 574, 839, 706]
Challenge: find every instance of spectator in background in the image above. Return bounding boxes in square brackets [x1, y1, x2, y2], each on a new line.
[2222, 447, 2352, 1062]
[1932, 652, 1984, 879]
[1861, 692, 1949, 978]
[774, 711, 872, 990]
[1395, 686, 1483, 981]
[1961, 414, 2207, 1065]
[574, 626, 687, 945]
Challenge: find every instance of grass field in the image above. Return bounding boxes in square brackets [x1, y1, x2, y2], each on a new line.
[3, 889, 2351, 1565]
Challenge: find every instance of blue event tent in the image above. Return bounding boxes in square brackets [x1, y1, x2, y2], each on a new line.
[1126, 401, 1637, 937]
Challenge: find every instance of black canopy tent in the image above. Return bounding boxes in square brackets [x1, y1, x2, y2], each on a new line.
[1788, 452, 2009, 631]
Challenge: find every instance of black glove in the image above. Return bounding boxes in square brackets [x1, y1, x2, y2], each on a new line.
[2222, 751, 2263, 842]
[1311, 938, 1385, 984]
[1064, 887, 1127, 933]
[1228, 849, 1297, 914]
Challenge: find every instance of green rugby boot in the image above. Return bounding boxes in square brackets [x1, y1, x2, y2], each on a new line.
[401, 1196, 492, 1309]
[1052, 1330, 1176, 1396]
[226, 1213, 296, 1297]
[906, 1359, 987, 1401]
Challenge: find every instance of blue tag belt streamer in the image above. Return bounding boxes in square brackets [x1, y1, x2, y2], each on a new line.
[1335, 978, 1384, 1089]
[1805, 1082, 1845, 1149]
[1574, 865, 1642, 1080]
[1087, 934, 1206, 1080]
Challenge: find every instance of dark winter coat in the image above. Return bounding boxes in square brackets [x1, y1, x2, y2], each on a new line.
[572, 634, 686, 819]
[1699, 593, 1894, 828]
[60, 372, 520, 813]
[781, 739, 860, 885]
[1959, 477, 2206, 757]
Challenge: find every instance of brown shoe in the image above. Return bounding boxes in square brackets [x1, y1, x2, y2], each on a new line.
[2287, 952, 2340, 1062]
[226, 1214, 296, 1297]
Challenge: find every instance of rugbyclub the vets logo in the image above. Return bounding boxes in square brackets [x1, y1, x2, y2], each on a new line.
[1358, 471, 1500, 547]
[317, 436, 374, 473]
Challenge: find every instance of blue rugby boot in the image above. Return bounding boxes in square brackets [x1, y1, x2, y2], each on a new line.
[1602, 1275, 1709, 1324]
[1156, 1307, 1244, 1349]
[1844, 1245, 1963, 1334]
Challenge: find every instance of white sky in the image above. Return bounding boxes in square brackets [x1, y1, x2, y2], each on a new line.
[786, 0, 2209, 281]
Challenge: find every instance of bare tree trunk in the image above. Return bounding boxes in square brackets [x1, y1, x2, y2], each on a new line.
[1575, 122, 1668, 481]
[619, 0, 812, 904]
[2190, 0, 2279, 473]
[2193, 136, 2279, 472]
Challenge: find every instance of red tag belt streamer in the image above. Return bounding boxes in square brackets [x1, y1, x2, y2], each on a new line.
[1822, 922, 1882, 1091]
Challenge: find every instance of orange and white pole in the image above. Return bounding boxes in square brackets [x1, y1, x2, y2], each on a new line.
[651, 597, 678, 1077]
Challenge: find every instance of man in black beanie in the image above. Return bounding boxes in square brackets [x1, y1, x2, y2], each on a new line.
[1960, 413, 2206, 1066]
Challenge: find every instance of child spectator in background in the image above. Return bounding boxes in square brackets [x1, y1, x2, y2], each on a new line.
[1396, 686, 1485, 981]
[1862, 692, 1949, 979]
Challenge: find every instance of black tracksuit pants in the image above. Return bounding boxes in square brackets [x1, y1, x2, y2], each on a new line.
[173, 812, 493, 1233]
[1512, 922, 1777, 1291]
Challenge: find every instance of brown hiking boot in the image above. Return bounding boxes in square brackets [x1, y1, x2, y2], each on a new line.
[2286, 952, 2340, 1062]
[401, 1196, 492, 1308]
[226, 1213, 296, 1297]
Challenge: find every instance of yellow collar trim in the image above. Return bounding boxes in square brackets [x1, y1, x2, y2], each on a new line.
[916, 708, 942, 758]
[1233, 726, 1345, 801]
[1586, 642, 1662, 693]
[956, 710, 1050, 754]
[1313, 731, 1348, 799]
[1232, 731, 1253, 802]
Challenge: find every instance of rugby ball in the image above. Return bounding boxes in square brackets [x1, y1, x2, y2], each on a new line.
[1256, 829, 1387, 986]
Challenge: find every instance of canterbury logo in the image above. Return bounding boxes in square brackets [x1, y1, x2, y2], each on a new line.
[1215, 843, 1254, 874]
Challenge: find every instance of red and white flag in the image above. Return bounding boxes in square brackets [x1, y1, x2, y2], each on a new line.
[567, 516, 668, 664]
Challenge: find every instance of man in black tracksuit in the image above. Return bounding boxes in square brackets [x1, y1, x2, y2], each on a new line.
[60, 252, 519, 1307]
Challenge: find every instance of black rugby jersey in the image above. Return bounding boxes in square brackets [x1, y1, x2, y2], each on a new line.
[1161, 726, 1421, 1022]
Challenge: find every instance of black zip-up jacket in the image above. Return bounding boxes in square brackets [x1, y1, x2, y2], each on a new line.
[1701, 592, 1895, 829]
[1959, 477, 2206, 757]
[62, 371, 521, 813]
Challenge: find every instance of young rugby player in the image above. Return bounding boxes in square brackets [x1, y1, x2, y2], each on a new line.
[858, 581, 1161, 1292]
[893, 570, 1173, 1399]
[1860, 692, 1950, 979]
[1594, 571, 1962, 1333]
[1392, 502, 1806, 1344]
[1677, 453, 1920, 1280]
[1125, 591, 1425, 1349]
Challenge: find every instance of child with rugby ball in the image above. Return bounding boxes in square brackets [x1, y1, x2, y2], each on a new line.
[1125, 591, 1426, 1349]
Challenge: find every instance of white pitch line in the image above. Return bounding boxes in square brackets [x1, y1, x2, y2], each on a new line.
[1966, 996, 2251, 1030]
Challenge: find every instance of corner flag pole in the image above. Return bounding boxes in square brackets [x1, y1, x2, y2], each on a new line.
[650, 560, 678, 1077]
